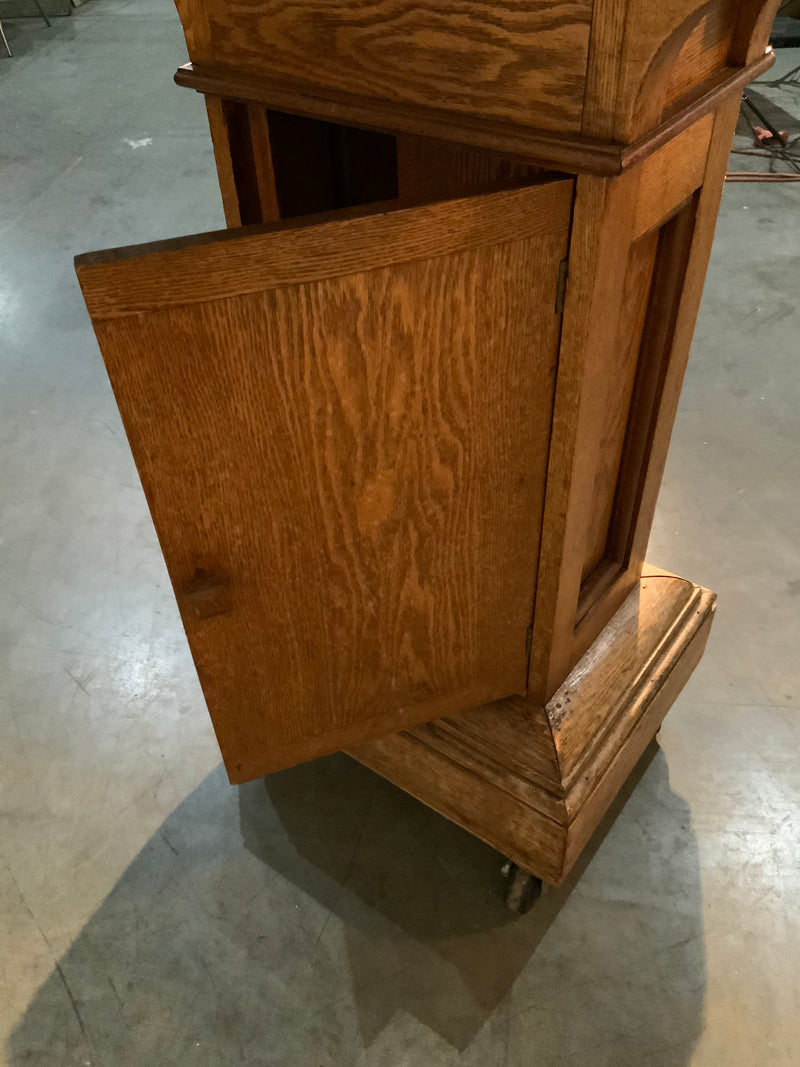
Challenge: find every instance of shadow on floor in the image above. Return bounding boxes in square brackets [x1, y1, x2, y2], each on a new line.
[8, 744, 706, 1065]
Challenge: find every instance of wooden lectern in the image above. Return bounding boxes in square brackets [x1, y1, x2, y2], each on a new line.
[75, 0, 777, 905]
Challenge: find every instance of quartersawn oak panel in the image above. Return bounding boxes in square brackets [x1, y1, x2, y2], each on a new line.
[77, 182, 571, 781]
[194, 0, 592, 135]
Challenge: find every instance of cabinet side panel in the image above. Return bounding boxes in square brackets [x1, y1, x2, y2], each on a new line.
[530, 101, 736, 701]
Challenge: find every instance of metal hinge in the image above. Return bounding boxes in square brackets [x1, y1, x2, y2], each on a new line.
[555, 257, 569, 315]
[525, 624, 533, 658]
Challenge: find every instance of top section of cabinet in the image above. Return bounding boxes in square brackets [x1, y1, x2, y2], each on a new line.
[173, 0, 777, 162]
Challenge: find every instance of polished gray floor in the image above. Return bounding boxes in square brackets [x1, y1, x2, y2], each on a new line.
[1, 5, 799, 1065]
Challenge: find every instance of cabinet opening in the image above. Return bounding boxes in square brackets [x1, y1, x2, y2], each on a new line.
[218, 102, 567, 226]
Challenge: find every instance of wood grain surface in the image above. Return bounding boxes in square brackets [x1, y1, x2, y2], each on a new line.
[582, 0, 736, 141]
[528, 100, 731, 704]
[177, 53, 772, 180]
[663, 0, 737, 110]
[625, 92, 745, 576]
[396, 136, 542, 202]
[561, 576, 716, 868]
[548, 572, 707, 791]
[196, 0, 592, 134]
[352, 568, 717, 885]
[77, 181, 571, 780]
[579, 227, 659, 586]
[528, 169, 642, 701]
[633, 112, 713, 238]
[204, 96, 244, 227]
[76, 180, 572, 320]
[351, 728, 569, 884]
[176, 61, 626, 175]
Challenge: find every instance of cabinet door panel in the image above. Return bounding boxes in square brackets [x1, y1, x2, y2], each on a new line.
[76, 181, 571, 780]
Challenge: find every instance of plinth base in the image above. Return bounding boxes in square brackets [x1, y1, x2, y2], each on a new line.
[349, 565, 715, 886]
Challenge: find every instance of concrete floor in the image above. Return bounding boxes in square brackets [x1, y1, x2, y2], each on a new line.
[1, 3, 799, 1064]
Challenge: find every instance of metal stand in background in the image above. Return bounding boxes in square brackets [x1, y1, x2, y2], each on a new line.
[726, 92, 800, 182]
[0, 0, 51, 57]
[758, 61, 800, 91]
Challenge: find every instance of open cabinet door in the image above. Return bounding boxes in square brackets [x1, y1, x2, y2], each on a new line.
[76, 179, 572, 781]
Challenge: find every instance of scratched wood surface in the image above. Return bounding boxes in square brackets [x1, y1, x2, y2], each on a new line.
[352, 568, 717, 885]
[76, 181, 571, 781]
[193, 0, 592, 134]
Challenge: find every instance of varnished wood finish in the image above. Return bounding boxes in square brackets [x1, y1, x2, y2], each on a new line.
[560, 575, 716, 867]
[625, 92, 745, 576]
[172, 0, 210, 60]
[76, 0, 780, 887]
[632, 112, 712, 238]
[396, 136, 542, 202]
[604, 200, 699, 576]
[579, 227, 659, 586]
[180, 0, 593, 136]
[245, 105, 281, 223]
[351, 568, 717, 885]
[204, 96, 243, 227]
[175, 52, 773, 176]
[76, 181, 571, 781]
[529, 168, 640, 701]
[175, 60, 625, 175]
[730, 0, 782, 62]
[582, 0, 748, 141]
[528, 106, 732, 703]
[549, 570, 710, 797]
[618, 49, 772, 166]
[663, 0, 737, 111]
[173, 0, 776, 152]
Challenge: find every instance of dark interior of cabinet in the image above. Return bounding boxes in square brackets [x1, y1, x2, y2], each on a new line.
[222, 101, 558, 223]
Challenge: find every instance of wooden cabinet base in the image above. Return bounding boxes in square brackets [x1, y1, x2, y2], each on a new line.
[349, 565, 715, 886]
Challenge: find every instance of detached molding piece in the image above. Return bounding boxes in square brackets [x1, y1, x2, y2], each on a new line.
[75, 0, 775, 890]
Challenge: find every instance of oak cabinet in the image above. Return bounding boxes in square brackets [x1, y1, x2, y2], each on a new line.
[76, 0, 777, 886]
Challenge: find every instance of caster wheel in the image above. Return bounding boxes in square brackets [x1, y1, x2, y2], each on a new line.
[501, 862, 543, 914]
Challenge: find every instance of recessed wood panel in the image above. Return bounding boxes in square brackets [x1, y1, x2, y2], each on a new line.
[76, 181, 572, 781]
[579, 228, 660, 585]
